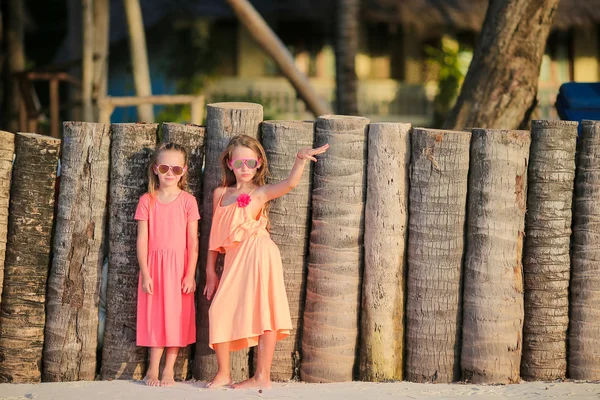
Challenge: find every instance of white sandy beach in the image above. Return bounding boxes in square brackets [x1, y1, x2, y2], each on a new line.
[1, 380, 599, 400]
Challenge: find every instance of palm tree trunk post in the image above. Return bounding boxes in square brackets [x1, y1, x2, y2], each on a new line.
[301, 115, 369, 382]
[0, 133, 61, 383]
[360, 122, 411, 382]
[0, 131, 15, 306]
[43, 122, 111, 381]
[461, 128, 531, 384]
[193, 103, 263, 382]
[101, 123, 157, 380]
[259, 121, 315, 381]
[569, 120, 600, 381]
[521, 120, 578, 381]
[405, 128, 471, 383]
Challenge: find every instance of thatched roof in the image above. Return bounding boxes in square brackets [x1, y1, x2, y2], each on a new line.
[365, 0, 600, 35]
[106, 0, 600, 44]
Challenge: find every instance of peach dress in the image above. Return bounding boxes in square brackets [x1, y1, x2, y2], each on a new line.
[135, 191, 200, 347]
[208, 187, 292, 351]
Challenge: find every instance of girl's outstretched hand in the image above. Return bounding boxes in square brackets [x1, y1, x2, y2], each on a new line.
[204, 270, 219, 300]
[297, 143, 330, 162]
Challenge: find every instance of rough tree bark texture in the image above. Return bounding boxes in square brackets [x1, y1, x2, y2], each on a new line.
[0, 131, 15, 305]
[194, 103, 263, 382]
[521, 120, 577, 381]
[405, 128, 471, 383]
[43, 122, 111, 382]
[569, 120, 600, 381]
[335, 0, 359, 115]
[158, 122, 205, 380]
[301, 115, 369, 383]
[461, 128, 530, 384]
[443, 0, 560, 130]
[0, 133, 61, 383]
[101, 123, 157, 380]
[260, 121, 314, 381]
[359, 123, 410, 382]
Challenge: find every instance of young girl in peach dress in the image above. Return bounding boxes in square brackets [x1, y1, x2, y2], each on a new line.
[204, 134, 328, 389]
[135, 142, 200, 387]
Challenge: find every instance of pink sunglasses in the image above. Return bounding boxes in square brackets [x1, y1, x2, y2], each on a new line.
[229, 158, 260, 169]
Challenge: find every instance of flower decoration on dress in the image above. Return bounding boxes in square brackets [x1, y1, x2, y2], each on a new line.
[237, 193, 252, 208]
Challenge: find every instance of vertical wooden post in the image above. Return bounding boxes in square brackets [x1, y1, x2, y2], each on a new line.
[158, 122, 206, 380]
[301, 115, 369, 382]
[101, 123, 157, 380]
[461, 128, 530, 384]
[405, 128, 471, 383]
[194, 103, 263, 382]
[0, 133, 61, 383]
[43, 122, 111, 382]
[569, 120, 600, 381]
[0, 131, 15, 305]
[50, 78, 60, 138]
[521, 120, 577, 381]
[360, 123, 411, 382]
[260, 121, 314, 381]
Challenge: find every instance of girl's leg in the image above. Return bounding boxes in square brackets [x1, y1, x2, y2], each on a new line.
[207, 342, 232, 388]
[160, 347, 179, 387]
[144, 347, 164, 386]
[233, 330, 277, 389]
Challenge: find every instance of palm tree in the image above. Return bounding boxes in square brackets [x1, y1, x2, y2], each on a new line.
[360, 123, 411, 382]
[569, 120, 600, 381]
[44, 122, 111, 381]
[405, 128, 471, 383]
[101, 123, 158, 380]
[301, 115, 369, 382]
[260, 121, 314, 381]
[521, 120, 577, 380]
[335, 0, 359, 115]
[0, 133, 61, 383]
[461, 128, 530, 384]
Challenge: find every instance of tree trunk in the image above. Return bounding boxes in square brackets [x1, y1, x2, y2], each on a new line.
[93, 0, 110, 121]
[194, 103, 263, 382]
[443, 0, 560, 130]
[101, 123, 157, 380]
[43, 122, 111, 382]
[0, 133, 61, 383]
[461, 128, 530, 384]
[521, 120, 577, 381]
[335, 0, 359, 115]
[123, 0, 154, 123]
[405, 128, 471, 383]
[5, 0, 25, 132]
[158, 122, 205, 381]
[259, 121, 314, 381]
[301, 115, 369, 383]
[68, 0, 82, 121]
[569, 120, 600, 381]
[81, 0, 94, 122]
[224, 0, 331, 117]
[0, 130, 15, 306]
[359, 123, 410, 382]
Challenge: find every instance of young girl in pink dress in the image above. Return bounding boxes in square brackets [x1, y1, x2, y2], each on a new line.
[135, 142, 200, 387]
[204, 134, 328, 389]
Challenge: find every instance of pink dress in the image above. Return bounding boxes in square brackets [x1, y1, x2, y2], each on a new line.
[134, 191, 200, 347]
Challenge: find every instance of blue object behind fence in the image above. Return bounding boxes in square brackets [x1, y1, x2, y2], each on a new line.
[556, 82, 600, 134]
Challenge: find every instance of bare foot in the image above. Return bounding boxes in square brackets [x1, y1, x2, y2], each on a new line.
[206, 372, 232, 389]
[160, 374, 175, 387]
[232, 376, 271, 389]
[143, 373, 160, 387]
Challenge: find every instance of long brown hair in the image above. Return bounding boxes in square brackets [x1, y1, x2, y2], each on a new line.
[147, 142, 189, 197]
[219, 135, 271, 224]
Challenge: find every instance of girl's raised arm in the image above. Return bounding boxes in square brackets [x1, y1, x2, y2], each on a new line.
[261, 143, 329, 202]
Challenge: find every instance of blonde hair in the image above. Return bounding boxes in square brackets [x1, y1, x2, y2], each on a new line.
[147, 142, 189, 197]
[219, 135, 271, 225]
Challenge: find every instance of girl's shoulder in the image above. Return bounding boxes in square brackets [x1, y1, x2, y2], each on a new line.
[139, 192, 152, 203]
